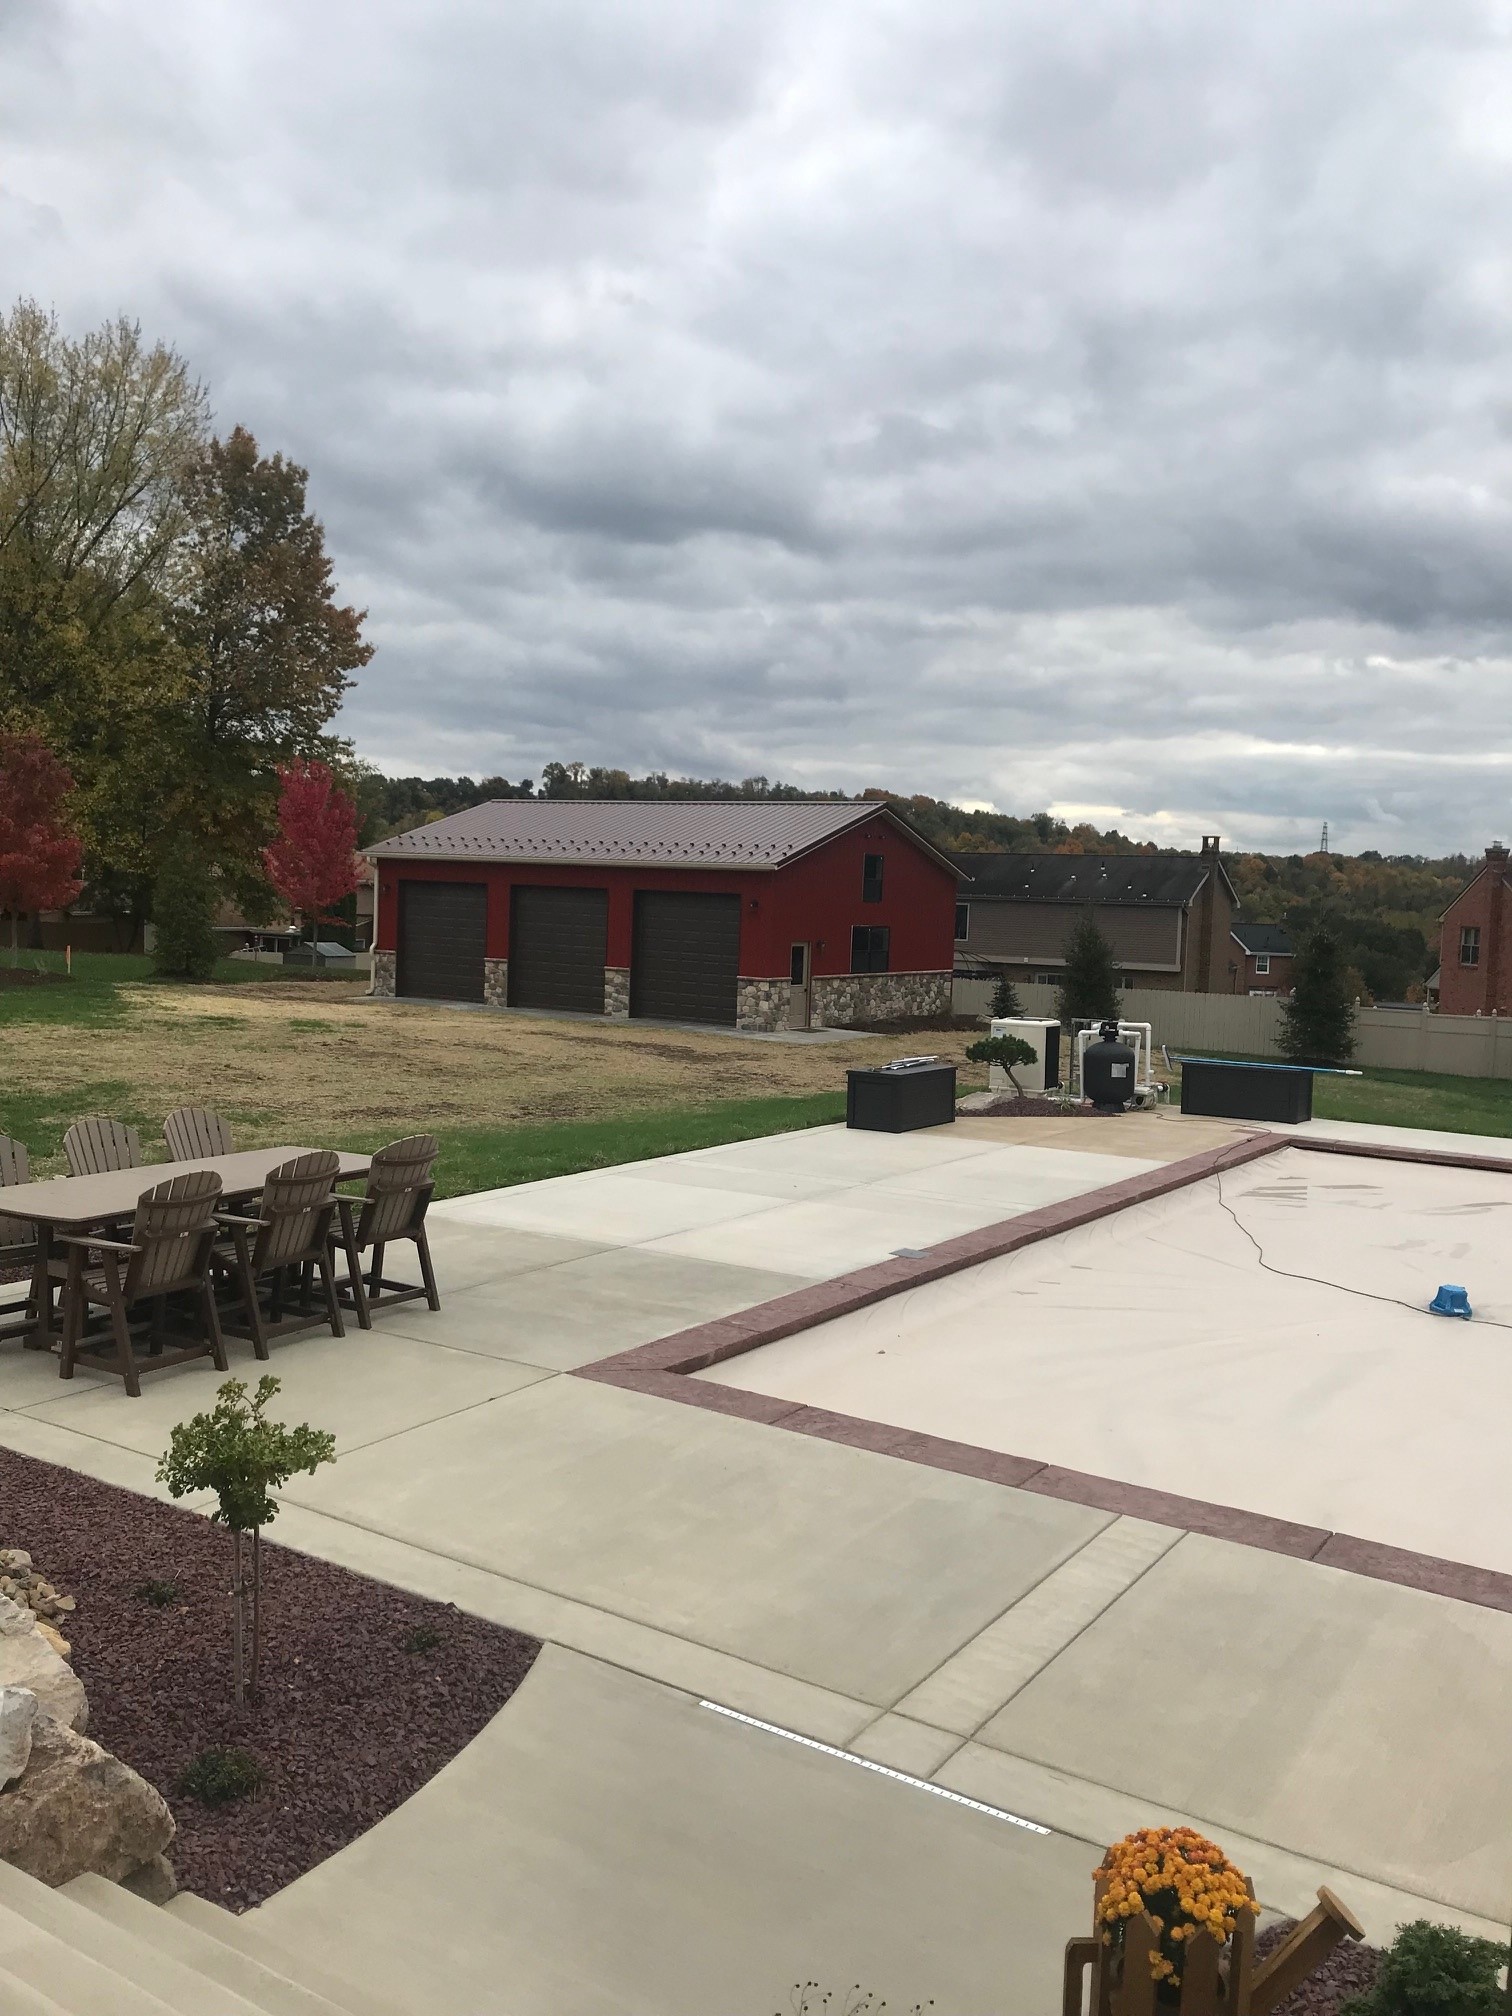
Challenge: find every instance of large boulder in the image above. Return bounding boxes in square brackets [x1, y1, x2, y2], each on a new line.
[0, 1713, 174, 1887]
[0, 1688, 37, 1790]
[0, 1596, 86, 1734]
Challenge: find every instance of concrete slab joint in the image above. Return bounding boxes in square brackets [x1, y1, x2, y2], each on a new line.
[604, 966, 630, 1017]
[484, 958, 509, 1008]
[369, 949, 396, 998]
[811, 970, 952, 1028]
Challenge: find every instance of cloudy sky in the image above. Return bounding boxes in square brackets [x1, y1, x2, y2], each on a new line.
[5, 0, 1512, 853]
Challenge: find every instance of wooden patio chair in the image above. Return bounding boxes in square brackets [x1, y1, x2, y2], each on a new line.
[63, 1116, 143, 1177]
[215, 1152, 346, 1355]
[0, 1135, 40, 1344]
[57, 1170, 227, 1397]
[163, 1107, 235, 1161]
[331, 1135, 440, 1329]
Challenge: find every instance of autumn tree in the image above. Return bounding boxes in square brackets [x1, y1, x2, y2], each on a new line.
[0, 731, 83, 957]
[169, 428, 372, 904]
[1279, 926, 1357, 1066]
[263, 759, 360, 940]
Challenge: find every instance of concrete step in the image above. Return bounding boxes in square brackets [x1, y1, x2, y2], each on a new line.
[167, 1892, 414, 2016]
[0, 1890, 179, 2015]
[0, 1857, 271, 2015]
[66, 1872, 365, 2016]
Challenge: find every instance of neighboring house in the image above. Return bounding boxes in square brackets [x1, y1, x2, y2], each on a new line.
[1438, 843, 1512, 1015]
[951, 837, 1237, 993]
[366, 799, 959, 1031]
[1229, 921, 1293, 998]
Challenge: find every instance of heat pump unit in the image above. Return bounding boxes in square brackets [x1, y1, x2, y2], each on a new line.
[988, 1016, 1062, 1093]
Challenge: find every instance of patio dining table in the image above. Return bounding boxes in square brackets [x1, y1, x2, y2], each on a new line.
[2, 1145, 372, 1355]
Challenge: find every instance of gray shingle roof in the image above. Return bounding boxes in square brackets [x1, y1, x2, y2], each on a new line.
[952, 852, 1227, 907]
[369, 798, 955, 872]
[1230, 922, 1293, 956]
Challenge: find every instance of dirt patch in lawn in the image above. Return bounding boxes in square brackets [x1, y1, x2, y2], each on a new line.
[0, 1445, 540, 1910]
[2, 982, 986, 1175]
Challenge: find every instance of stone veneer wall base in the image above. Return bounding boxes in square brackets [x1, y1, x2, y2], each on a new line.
[736, 976, 788, 1032]
[810, 970, 952, 1028]
[370, 950, 396, 998]
[604, 966, 630, 1017]
[483, 959, 509, 1007]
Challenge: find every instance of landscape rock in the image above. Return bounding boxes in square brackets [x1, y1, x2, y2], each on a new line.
[0, 1688, 37, 1790]
[0, 1601, 87, 1733]
[0, 1713, 174, 1886]
[121, 1851, 178, 1905]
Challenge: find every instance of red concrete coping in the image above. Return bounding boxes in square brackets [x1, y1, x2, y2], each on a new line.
[574, 1125, 1512, 1616]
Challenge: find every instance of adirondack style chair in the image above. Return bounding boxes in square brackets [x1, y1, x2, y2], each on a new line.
[63, 1117, 143, 1176]
[0, 1135, 39, 1344]
[163, 1107, 235, 1161]
[215, 1151, 346, 1354]
[57, 1170, 227, 1397]
[332, 1135, 440, 1329]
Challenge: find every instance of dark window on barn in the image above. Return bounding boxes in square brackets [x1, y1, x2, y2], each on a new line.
[851, 924, 890, 973]
[954, 902, 969, 943]
[862, 853, 884, 903]
[1462, 925, 1481, 967]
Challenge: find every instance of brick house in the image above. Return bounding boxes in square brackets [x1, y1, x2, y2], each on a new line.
[367, 798, 959, 1031]
[1229, 922, 1294, 997]
[952, 837, 1237, 993]
[1438, 843, 1512, 1015]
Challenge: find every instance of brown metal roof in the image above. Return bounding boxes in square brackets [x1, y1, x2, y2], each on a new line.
[368, 798, 957, 873]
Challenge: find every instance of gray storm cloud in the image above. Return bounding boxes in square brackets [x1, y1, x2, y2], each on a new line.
[4, 0, 1511, 851]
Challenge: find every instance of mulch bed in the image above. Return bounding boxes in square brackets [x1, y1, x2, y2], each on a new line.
[1, 1444, 541, 1910]
[1254, 1918, 1380, 2014]
[0, 968, 69, 988]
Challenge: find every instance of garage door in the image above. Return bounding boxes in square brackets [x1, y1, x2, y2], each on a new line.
[396, 880, 487, 1002]
[630, 891, 741, 1025]
[508, 886, 608, 1012]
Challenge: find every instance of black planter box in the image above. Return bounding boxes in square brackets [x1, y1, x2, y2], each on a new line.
[1179, 1057, 1313, 1124]
[846, 1061, 957, 1133]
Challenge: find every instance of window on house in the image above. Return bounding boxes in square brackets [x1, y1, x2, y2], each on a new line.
[1254, 953, 1270, 975]
[1461, 925, 1481, 967]
[862, 853, 884, 903]
[954, 902, 969, 943]
[851, 924, 891, 973]
[1033, 970, 1059, 986]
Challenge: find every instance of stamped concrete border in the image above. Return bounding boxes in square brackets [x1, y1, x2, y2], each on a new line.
[573, 1127, 1512, 1615]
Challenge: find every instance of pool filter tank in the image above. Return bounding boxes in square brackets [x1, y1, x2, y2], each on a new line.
[1082, 1020, 1137, 1110]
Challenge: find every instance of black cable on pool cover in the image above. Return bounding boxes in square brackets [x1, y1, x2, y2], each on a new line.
[1212, 1163, 1512, 1333]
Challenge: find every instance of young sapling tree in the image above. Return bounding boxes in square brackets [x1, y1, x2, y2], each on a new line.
[157, 1376, 335, 1706]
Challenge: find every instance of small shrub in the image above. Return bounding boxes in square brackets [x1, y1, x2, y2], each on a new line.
[989, 972, 1023, 1019]
[134, 1578, 181, 1608]
[1340, 1919, 1509, 2016]
[402, 1624, 443, 1654]
[174, 1746, 265, 1808]
[965, 1032, 1037, 1095]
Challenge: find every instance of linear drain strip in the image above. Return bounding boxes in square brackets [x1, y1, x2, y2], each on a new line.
[697, 1700, 1051, 1835]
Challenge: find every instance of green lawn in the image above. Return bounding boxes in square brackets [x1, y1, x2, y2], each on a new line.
[410, 1093, 849, 1200]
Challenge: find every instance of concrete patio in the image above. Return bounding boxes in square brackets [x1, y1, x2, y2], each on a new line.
[3, 1108, 1510, 2013]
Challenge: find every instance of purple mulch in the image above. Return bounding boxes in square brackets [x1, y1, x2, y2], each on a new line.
[1253, 1918, 1380, 2014]
[1, 1444, 541, 1910]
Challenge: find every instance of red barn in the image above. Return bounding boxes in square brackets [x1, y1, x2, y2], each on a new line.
[367, 800, 959, 1031]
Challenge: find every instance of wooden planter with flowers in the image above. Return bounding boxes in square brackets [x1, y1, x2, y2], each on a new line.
[1062, 1827, 1364, 2016]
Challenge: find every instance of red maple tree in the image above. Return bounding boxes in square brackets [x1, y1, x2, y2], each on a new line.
[0, 733, 85, 958]
[262, 760, 360, 939]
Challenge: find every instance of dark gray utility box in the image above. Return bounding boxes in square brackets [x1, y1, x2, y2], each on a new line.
[1179, 1057, 1313, 1124]
[846, 1060, 957, 1133]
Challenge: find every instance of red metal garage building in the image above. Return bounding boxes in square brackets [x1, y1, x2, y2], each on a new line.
[368, 800, 959, 1031]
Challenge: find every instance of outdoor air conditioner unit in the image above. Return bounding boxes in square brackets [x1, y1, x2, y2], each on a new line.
[988, 1016, 1062, 1094]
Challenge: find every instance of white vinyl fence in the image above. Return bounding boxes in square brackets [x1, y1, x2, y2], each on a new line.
[951, 976, 1512, 1080]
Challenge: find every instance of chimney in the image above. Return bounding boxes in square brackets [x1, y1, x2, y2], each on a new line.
[1195, 838, 1221, 989]
[1200, 835, 1221, 857]
[1487, 845, 1510, 1013]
